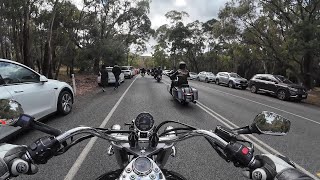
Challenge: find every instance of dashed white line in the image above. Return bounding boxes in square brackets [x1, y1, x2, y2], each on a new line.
[196, 101, 319, 180]
[64, 77, 138, 180]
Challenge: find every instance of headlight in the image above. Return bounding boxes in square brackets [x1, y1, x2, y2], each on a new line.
[288, 87, 298, 92]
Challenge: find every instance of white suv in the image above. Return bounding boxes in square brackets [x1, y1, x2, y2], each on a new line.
[121, 66, 134, 79]
[0, 59, 74, 139]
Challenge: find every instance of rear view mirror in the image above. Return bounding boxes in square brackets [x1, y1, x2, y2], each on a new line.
[40, 75, 48, 82]
[0, 99, 24, 126]
[252, 111, 290, 136]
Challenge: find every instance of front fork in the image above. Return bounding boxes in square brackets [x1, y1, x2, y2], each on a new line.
[107, 144, 177, 169]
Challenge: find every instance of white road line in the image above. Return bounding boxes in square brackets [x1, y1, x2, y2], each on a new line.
[196, 101, 319, 180]
[192, 82, 320, 125]
[64, 77, 138, 180]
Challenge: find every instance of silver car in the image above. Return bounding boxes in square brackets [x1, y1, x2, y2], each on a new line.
[188, 72, 198, 80]
[215, 72, 248, 89]
[198, 72, 216, 83]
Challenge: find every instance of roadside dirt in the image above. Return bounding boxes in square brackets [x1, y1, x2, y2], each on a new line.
[58, 74, 99, 96]
[304, 87, 320, 106]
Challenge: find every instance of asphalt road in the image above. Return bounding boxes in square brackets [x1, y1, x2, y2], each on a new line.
[10, 75, 320, 180]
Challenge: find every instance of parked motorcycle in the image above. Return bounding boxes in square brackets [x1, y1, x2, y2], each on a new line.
[167, 83, 198, 105]
[0, 99, 309, 180]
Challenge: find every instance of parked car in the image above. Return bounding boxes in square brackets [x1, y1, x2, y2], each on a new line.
[121, 66, 134, 79]
[97, 67, 125, 85]
[188, 72, 198, 80]
[198, 72, 216, 83]
[0, 59, 74, 139]
[216, 72, 248, 89]
[248, 74, 308, 101]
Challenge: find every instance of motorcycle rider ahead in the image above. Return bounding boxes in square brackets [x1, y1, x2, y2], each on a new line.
[169, 61, 190, 94]
[155, 66, 162, 78]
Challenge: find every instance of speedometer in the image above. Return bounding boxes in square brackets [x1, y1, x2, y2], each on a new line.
[135, 112, 154, 132]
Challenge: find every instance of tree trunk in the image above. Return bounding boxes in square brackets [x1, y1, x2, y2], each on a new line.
[42, 42, 50, 76]
[0, 36, 5, 58]
[93, 58, 99, 75]
[303, 52, 313, 89]
[43, 0, 59, 78]
[22, 0, 33, 68]
[11, 19, 22, 63]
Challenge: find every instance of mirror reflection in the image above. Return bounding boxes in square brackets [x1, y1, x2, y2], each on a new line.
[253, 111, 290, 135]
[0, 99, 24, 126]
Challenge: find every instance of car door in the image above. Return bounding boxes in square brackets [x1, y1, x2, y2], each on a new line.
[221, 73, 228, 84]
[259, 75, 271, 92]
[266, 75, 278, 93]
[0, 61, 55, 120]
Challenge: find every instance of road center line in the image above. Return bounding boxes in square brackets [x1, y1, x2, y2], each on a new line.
[196, 101, 319, 180]
[191, 81, 320, 125]
[64, 77, 138, 180]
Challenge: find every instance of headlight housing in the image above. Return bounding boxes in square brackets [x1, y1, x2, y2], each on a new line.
[288, 87, 298, 92]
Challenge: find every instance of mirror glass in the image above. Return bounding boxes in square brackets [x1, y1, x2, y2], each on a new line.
[253, 111, 290, 135]
[0, 99, 24, 126]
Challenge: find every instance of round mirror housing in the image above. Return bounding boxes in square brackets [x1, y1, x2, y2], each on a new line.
[252, 111, 290, 136]
[0, 99, 24, 126]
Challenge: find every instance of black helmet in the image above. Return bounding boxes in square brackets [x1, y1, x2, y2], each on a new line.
[179, 61, 186, 69]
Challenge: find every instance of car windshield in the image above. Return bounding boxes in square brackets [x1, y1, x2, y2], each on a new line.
[229, 73, 241, 78]
[190, 72, 197, 75]
[207, 72, 214, 76]
[121, 67, 129, 70]
[274, 75, 293, 84]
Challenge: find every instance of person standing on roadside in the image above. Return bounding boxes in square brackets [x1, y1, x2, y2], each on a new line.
[100, 64, 108, 92]
[112, 63, 121, 90]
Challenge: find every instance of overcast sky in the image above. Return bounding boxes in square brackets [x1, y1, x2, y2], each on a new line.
[143, 0, 229, 56]
[71, 0, 230, 56]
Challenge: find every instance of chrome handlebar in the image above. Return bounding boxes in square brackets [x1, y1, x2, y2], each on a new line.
[55, 127, 228, 149]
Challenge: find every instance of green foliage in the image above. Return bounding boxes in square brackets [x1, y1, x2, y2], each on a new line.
[0, 0, 153, 77]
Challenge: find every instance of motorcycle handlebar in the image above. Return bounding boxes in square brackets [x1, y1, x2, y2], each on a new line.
[55, 127, 228, 149]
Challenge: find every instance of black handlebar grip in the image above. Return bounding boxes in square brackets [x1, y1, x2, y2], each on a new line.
[31, 121, 62, 137]
[224, 142, 254, 167]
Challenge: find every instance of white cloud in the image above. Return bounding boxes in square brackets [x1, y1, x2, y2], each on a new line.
[174, 0, 187, 7]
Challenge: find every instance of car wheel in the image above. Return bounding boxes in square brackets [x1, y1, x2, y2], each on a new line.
[228, 81, 234, 88]
[215, 79, 219, 85]
[205, 78, 208, 83]
[197, 77, 200, 81]
[251, 85, 258, 93]
[58, 90, 73, 115]
[277, 90, 288, 101]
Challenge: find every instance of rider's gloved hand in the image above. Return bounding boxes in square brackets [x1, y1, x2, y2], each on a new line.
[0, 143, 38, 179]
[245, 154, 313, 180]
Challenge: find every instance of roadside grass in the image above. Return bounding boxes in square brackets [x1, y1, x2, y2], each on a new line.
[304, 87, 320, 106]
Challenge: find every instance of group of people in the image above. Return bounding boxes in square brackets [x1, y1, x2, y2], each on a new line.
[141, 61, 190, 93]
[101, 61, 190, 93]
[100, 63, 121, 92]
